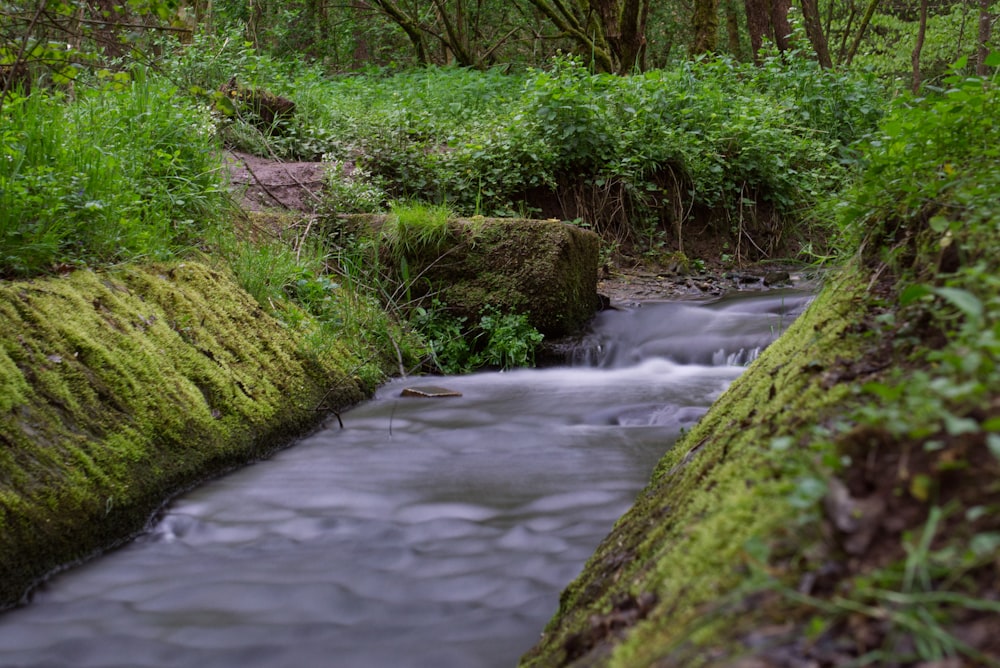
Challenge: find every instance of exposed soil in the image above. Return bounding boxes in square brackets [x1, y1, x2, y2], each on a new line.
[225, 151, 327, 214]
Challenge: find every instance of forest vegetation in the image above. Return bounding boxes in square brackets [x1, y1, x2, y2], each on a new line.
[2, 0, 1000, 663]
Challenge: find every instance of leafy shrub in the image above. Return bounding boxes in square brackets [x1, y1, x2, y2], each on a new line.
[472, 306, 544, 370]
[411, 299, 470, 374]
[837, 57, 1000, 255]
[155, 43, 887, 258]
[411, 300, 544, 373]
[322, 159, 388, 214]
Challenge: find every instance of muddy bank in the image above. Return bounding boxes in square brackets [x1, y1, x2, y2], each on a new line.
[0, 262, 396, 607]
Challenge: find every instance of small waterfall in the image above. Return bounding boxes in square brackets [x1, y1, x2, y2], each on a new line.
[561, 290, 813, 369]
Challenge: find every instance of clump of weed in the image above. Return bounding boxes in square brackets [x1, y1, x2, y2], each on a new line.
[0, 70, 227, 278]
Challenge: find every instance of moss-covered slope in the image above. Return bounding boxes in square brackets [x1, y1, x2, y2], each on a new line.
[0, 262, 388, 607]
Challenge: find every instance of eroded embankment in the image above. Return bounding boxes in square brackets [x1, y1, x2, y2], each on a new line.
[0, 262, 390, 607]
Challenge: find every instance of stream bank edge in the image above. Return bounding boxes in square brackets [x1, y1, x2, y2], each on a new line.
[0, 262, 394, 608]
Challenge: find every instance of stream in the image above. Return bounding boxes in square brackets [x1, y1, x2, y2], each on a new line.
[0, 289, 813, 668]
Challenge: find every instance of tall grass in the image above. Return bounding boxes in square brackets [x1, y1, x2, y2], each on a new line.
[0, 70, 228, 278]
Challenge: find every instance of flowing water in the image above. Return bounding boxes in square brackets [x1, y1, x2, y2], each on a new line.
[0, 289, 813, 668]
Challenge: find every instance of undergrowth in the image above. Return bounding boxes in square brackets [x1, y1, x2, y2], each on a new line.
[743, 58, 1000, 666]
[413, 300, 544, 373]
[153, 35, 886, 260]
[0, 69, 227, 278]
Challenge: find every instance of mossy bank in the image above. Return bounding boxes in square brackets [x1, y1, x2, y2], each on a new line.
[0, 262, 397, 607]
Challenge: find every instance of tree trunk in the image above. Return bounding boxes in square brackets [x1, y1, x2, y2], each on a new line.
[911, 0, 928, 93]
[617, 0, 650, 72]
[771, 0, 792, 51]
[431, 0, 475, 65]
[692, 0, 720, 54]
[522, 0, 649, 73]
[726, 0, 743, 56]
[744, 0, 774, 62]
[844, 0, 879, 66]
[838, 0, 858, 63]
[800, 0, 833, 67]
[977, 0, 993, 75]
[369, 0, 432, 64]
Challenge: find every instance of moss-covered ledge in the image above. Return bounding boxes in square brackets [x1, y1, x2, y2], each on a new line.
[0, 262, 386, 608]
[520, 267, 874, 666]
[335, 215, 602, 339]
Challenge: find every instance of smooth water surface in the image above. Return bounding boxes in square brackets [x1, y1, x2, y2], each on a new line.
[0, 290, 813, 668]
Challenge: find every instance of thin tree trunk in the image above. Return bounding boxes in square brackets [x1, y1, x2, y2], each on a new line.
[369, 0, 432, 64]
[844, 0, 879, 66]
[912, 0, 928, 93]
[801, 0, 833, 66]
[838, 0, 858, 63]
[522, 0, 615, 71]
[977, 0, 993, 75]
[726, 0, 743, 56]
[431, 0, 474, 65]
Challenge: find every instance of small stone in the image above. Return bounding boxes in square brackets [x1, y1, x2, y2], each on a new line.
[763, 271, 791, 286]
[400, 386, 463, 398]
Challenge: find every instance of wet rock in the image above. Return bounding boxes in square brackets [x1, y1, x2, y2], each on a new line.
[764, 271, 791, 286]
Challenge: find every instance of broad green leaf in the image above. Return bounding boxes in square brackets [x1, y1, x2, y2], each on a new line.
[899, 283, 931, 306]
[932, 287, 983, 321]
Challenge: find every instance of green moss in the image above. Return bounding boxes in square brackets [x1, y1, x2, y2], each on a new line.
[520, 269, 872, 667]
[401, 217, 600, 338]
[0, 261, 389, 607]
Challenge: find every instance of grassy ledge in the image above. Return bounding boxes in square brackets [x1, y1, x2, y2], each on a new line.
[0, 261, 396, 607]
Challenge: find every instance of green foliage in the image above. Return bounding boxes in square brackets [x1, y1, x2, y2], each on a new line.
[850, 2, 1000, 85]
[473, 305, 544, 369]
[225, 236, 316, 312]
[196, 53, 883, 258]
[322, 160, 388, 214]
[839, 61, 1000, 254]
[411, 300, 544, 373]
[760, 65, 1000, 665]
[519, 54, 618, 171]
[0, 71, 227, 278]
[224, 230, 421, 377]
[411, 299, 470, 375]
